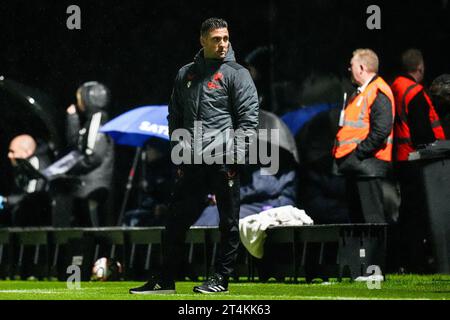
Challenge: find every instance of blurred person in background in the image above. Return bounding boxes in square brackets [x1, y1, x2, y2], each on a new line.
[0, 134, 52, 226]
[390, 50, 446, 273]
[430, 74, 450, 137]
[65, 81, 114, 227]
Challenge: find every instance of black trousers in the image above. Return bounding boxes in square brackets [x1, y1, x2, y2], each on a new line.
[394, 162, 431, 272]
[162, 164, 240, 281]
[345, 177, 387, 223]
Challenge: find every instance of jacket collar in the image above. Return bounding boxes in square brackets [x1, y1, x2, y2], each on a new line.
[194, 43, 236, 68]
[400, 73, 418, 83]
[357, 74, 378, 93]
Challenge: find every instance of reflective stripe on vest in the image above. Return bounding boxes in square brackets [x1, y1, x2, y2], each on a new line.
[333, 76, 394, 161]
[398, 84, 419, 123]
[396, 123, 443, 147]
[336, 136, 393, 147]
[431, 120, 442, 129]
[392, 76, 446, 161]
[343, 97, 369, 128]
[396, 137, 411, 145]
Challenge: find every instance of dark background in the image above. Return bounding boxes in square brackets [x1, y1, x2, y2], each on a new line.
[1, 0, 449, 214]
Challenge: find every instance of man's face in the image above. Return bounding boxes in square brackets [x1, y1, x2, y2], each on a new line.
[416, 62, 425, 83]
[8, 142, 29, 166]
[349, 56, 364, 86]
[200, 28, 229, 60]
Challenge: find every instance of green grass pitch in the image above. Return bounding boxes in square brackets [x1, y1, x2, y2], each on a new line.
[0, 274, 449, 300]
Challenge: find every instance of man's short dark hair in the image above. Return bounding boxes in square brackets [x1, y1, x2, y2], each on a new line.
[200, 18, 228, 37]
[401, 48, 424, 73]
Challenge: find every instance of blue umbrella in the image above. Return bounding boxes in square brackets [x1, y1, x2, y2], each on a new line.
[99, 105, 170, 225]
[100, 105, 169, 146]
[281, 103, 339, 136]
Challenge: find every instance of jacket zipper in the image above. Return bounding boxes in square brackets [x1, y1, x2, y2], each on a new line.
[192, 72, 205, 161]
[196, 75, 204, 120]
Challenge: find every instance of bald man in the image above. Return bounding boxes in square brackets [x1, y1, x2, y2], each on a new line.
[8, 134, 37, 167]
[0, 134, 52, 227]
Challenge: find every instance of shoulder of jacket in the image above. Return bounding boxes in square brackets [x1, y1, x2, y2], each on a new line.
[374, 76, 389, 86]
[393, 75, 422, 89]
[223, 61, 246, 71]
[372, 77, 393, 93]
[178, 63, 195, 75]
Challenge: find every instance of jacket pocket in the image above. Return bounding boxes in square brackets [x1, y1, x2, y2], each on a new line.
[337, 152, 369, 176]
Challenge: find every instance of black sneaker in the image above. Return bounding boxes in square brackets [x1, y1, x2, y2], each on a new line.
[129, 276, 176, 294]
[193, 273, 229, 294]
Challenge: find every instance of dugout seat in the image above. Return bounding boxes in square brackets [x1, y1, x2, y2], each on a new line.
[10, 228, 49, 279]
[0, 229, 11, 278]
[124, 227, 164, 280]
[48, 228, 84, 280]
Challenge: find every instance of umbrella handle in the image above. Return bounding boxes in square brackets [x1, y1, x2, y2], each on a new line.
[117, 147, 142, 226]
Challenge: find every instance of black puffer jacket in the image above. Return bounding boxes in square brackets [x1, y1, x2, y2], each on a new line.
[168, 44, 259, 163]
[66, 110, 114, 199]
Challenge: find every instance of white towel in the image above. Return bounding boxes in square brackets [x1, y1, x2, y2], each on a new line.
[239, 205, 313, 259]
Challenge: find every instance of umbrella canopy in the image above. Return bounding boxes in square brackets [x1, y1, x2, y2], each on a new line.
[100, 105, 169, 147]
[281, 103, 338, 136]
[0, 75, 61, 150]
[259, 110, 299, 163]
[295, 107, 341, 166]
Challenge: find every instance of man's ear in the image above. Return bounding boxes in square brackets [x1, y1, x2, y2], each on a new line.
[418, 64, 425, 75]
[359, 64, 365, 73]
[200, 36, 205, 47]
[25, 149, 34, 159]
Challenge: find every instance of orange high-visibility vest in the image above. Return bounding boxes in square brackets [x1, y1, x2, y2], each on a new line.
[333, 76, 395, 161]
[391, 76, 446, 161]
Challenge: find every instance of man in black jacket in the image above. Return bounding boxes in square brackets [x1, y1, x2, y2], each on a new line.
[333, 49, 394, 224]
[130, 18, 259, 294]
[390, 51, 446, 273]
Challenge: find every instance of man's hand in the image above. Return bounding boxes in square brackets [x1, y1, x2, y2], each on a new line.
[154, 204, 168, 218]
[208, 194, 217, 206]
[66, 104, 77, 115]
[0, 195, 7, 210]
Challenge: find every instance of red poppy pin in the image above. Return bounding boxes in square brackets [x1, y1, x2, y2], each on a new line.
[207, 72, 223, 90]
[207, 81, 221, 89]
[213, 72, 223, 81]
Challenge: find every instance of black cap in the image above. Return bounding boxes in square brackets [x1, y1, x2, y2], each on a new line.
[78, 81, 110, 113]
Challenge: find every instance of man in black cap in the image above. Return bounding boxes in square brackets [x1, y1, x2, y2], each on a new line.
[65, 81, 114, 227]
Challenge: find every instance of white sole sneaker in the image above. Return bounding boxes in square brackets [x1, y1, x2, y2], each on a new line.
[193, 288, 229, 294]
[130, 289, 176, 294]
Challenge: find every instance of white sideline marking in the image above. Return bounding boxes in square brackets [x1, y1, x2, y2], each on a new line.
[291, 296, 430, 300]
[0, 290, 433, 300]
[0, 290, 60, 294]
